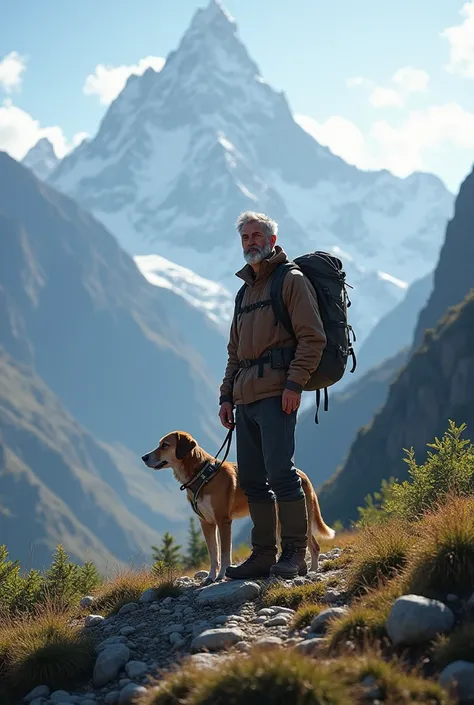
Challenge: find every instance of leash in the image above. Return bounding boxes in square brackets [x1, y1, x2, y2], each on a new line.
[179, 426, 234, 493]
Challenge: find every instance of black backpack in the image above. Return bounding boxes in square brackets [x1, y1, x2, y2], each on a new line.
[234, 251, 357, 422]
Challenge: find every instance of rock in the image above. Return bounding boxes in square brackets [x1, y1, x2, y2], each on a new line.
[85, 615, 105, 628]
[104, 693, 120, 705]
[266, 615, 289, 627]
[119, 679, 132, 687]
[24, 685, 50, 702]
[386, 594, 455, 646]
[294, 637, 325, 655]
[183, 607, 195, 616]
[189, 653, 219, 669]
[118, 684, 147, 704]
[139, 588, 157, 604]
[446, 594, 459, 603]
[257, 608, 275, 617]
[439, 661, 474, 702]
[310, 607, 348, 633]
[120, 626, 136, 637]
[293, 578, 306, 586]
[80, 596, 95, 609]
[195, 570, 209, 580]
[162, 623, 185, 634]
[170, 632, 186, 646]
[323, 590, 341, 604]
[252, 616, 268, 624]
[50, 691, 73, 702]
[83, 701, 97, 705]
[29, 699, 47, 705]
[270, 606, 295, 615]
[96, 635, 128, 652]
[196, 580, 260, 605]
[118, 602, 139, 616]
[236, 641, 251, 652]
[162, 596, 174, 605]
[191, 627, 245, 652]
[361, 675, 381, 700]
[254, 636, 283, 650]
[125, 660, 149, 678]
[93, 644, 131, 687]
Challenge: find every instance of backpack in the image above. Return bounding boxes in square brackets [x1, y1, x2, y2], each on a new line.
[234, 251, 357, 423]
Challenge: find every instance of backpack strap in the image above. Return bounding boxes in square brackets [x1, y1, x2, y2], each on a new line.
[234, 283, 247, 320]
[269, 262, 299, 337]
[314, 387, 329, 424]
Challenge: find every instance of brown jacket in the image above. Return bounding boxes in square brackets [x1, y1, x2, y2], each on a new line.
[219, 246, 327, 406]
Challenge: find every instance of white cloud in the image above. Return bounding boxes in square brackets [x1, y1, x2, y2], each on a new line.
[83, 55, 165, 105]
[296, 102, 474, 186]
[442, 1, 474, 77]
[0, 51, 27, 93]
[348, 65, 429, 108]
[295, 114, 376, 170]
[0, 99, 88, 160]
[392, 67, 429, 92]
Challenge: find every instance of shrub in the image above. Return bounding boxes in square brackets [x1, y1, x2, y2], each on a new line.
[357, 478, 398, 526]
[143, 667, 200, 705]
[262, 581, 325, 610]
[402, 496, 474, 599]
[291, 604, 323, 631]
[188, 650, 351, 705]
[332, 653, 454, 704]
[345, 519, 414, 596]
[326, 605, 388, 653]
[94, 567, 180, 616]
[0, 609, 94, 699]
[432, 623, 474, 670]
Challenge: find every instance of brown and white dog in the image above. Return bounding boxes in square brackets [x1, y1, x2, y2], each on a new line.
[141, 430, 335, 583]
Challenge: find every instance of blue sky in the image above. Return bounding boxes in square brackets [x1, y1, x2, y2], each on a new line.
[1, 0, 474, 192]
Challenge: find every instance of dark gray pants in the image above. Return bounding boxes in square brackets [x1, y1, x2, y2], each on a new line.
[235, 396, 304, 503]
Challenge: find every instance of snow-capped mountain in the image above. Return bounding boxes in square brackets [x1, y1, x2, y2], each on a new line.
[23, 137, 60, 180]
[134, 254, 234, 333]
[49, 0, 454, 343]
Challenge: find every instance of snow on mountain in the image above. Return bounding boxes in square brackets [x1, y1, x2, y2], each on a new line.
[134, 254, 234, 333]
[22, 137, 60, 180]
[48, 0, 455, 344]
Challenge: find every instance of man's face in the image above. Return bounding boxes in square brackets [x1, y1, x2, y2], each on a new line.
[241, 221, 276, 265]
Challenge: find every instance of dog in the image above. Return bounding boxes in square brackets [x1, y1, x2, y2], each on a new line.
[141, 430, 335, 584]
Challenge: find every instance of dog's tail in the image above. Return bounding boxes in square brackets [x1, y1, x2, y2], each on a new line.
[310, 487, 335, 540]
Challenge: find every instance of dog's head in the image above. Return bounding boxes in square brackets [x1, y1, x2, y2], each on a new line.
[141, 431, 198, 471]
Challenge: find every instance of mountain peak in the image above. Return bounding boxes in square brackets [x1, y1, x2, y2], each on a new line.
[22, 137, 60, 181]
[191, 0, 235, 30]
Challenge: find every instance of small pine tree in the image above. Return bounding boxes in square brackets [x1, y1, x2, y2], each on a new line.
[357, 478, 397, 526]
[184, 517, 208, 569]
[152, 532, 182, 568]
[42, 544, 80, 605]
[0, 544, 23, 612]
[77, 561, 102, 594]
[10, 569, 42, 614]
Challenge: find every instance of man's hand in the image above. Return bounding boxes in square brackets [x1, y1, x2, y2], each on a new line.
[219, 401, 235, 429]
[282, 388, 301, 414]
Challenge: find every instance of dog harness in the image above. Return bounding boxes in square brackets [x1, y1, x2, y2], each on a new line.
[179, 427, 234, 521]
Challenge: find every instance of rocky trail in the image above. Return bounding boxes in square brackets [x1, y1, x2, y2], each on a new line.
[22, 549, 347, 705]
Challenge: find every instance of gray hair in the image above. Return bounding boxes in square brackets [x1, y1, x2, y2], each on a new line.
[235, 211, 278, 241]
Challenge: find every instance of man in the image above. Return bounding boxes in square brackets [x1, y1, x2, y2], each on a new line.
[219, 211, 327, 580]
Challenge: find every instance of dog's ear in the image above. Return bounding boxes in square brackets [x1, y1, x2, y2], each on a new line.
[175, 432, 197, 460]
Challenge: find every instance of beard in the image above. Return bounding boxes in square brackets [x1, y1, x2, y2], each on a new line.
[243, 241, 273, 265]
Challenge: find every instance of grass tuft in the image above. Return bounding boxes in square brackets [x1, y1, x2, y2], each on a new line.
[142, 667, 201, 705]
[345, 519, 414, 596]
[0, 608, 94, 699]
[187, 649, 351, 705]
[326, 604, 388, 653]
[431, 623, 474, 670]
[402, 496, 474, 599]
[262, 581, 326, 610]
[290, 604, 323, 631]
[94, 567, 180, 616]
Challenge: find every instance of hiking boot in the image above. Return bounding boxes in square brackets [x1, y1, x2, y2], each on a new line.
[225, 501, 277, 580]
[270, 498, 309, 579]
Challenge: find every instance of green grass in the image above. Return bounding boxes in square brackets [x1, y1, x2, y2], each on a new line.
[345, 519, 414, 596]
[290, 604, 324, 631]
[431, 623, 474, 670]
[93, 568, 181, 616]
[262, 581, 326, 610]
[402, 496, 474, 599]
[143, 650, 454, 705]
[0, 609, 95, 699]
[326, 604, 388, 653]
